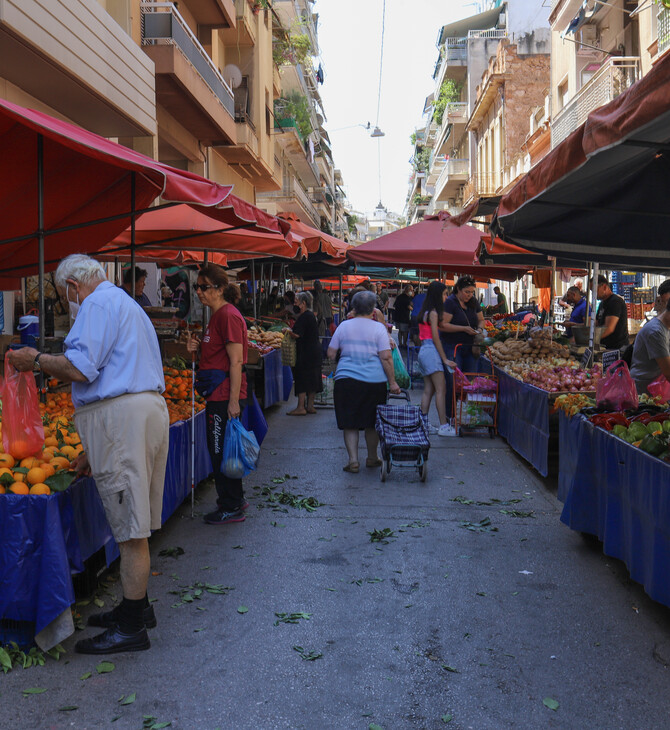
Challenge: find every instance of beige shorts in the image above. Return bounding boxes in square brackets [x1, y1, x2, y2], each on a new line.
[75, 392, 170, 543]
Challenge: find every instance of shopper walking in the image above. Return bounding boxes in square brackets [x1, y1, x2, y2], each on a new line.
[9, 254, 169, 655]
[440, 276, 484, 421]
[393, 284, 414, 349]
[327, 290, 401, 473]
[418, 281, 456, 435]
[313, 279, 334, 336]
[187, 264, 249, 526]
[284, 291, 322, 415]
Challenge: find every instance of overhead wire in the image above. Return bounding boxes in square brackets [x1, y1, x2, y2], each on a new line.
[376, 0, 387, 205]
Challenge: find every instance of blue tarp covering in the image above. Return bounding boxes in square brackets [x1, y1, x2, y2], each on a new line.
[559, 413, 670, 608]
[0, 397, 268, 644]
[494, 365, 550, 477]
[262, 349, 285, 408]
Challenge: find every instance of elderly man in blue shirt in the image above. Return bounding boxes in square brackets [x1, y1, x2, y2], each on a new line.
[9, 254, 169, 655]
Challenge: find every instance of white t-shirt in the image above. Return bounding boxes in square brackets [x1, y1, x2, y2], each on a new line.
[330, 317, 390, 383]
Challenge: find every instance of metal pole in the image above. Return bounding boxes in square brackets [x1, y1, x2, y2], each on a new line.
[339, 272, 343, 323]
[251, 259, 257, 320]
[588, 262, 599, 353]
[36, 136, 46, 396]
[549, 256, 556, 330]
[203, 251, 209, 329]
[130, 172, 136, 298]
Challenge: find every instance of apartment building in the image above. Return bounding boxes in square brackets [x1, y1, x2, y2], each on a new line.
[405, 0, 550, 220]
[256, 0, 343, 236]
[0, 0, 283, 207]
[550, 0, 668, 148]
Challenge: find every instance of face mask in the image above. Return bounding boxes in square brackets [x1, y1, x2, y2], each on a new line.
[67, 283, 81, 322]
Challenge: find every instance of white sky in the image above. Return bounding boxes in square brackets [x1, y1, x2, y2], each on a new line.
[315, 0, 474, 218]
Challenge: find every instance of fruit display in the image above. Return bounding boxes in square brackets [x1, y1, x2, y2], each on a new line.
[488, 327, 570, 368]
[590, 411, 670, 461]
[163, 359, 205, 424]
[247, 324, 284, 353]
[513, 364, 602, 393]
[0, 406, 82, 497]
[553, 393, 596, 416]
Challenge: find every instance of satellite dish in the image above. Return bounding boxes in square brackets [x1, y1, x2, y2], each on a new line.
[222, 64, 243, 89]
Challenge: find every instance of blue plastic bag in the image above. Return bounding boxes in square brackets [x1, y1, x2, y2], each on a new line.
[222, 417, 260, 478]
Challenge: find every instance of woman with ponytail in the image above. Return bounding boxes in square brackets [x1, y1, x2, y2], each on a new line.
[187, 264, 250, 525]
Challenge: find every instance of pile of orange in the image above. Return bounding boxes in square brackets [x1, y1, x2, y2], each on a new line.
[0, 410, 82, 497]
[163, 366, 205, 425]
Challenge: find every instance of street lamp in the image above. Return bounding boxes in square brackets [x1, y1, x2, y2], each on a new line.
[329, 122, 386, 137]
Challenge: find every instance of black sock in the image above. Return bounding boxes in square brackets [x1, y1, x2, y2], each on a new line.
[117, 597, 146, 634]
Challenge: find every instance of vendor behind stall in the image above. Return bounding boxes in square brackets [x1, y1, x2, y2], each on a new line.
[563, 286, 588, 333]
[630, 297, 670, 395]
[593, 275, 629, 351]
[491, 286, 508, 315]
[122, 266, 151, 307]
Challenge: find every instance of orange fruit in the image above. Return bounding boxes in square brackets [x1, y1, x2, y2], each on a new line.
[0, 485, 5, 494]
[39, 463, 56, 478]
[0, 453, 16, 468]
[11, 471, 26, 483]
[29, 483, 51, 495]
[9, 482, 29, 495]
[27, 467, 47, 485]
[50, 457, 71, 471]
[20, 456, 41, 470]
[59, 445, 77, 460]
[0, 467, 13, 478]
[9, 440, 36, 461]
[44, 436, 58, 448]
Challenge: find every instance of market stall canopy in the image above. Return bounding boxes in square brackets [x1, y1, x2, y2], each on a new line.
[0, 98, 291, 281]
[99, 205, 300, 264]
[347, 212, 528, 282]
[491, 51, 670, 271]
[277, 212, 351, 260]
[476, 235, 588, 271]
[437, 6, 504, 45]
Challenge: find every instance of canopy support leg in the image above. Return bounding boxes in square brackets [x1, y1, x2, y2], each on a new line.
[588, 263, 599, 355]
[251, 260, 257, 320]
[37, 134, 45, 395]
[130, 172, 136, 298]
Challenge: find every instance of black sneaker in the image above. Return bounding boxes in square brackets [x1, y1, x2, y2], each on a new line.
[203, 508, 245, 525]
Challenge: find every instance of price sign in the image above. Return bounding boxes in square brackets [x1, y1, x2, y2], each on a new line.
[601, 349, 620, 372]
[580, 347, 593, 369]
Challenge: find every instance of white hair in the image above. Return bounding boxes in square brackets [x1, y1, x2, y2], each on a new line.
[55, 254, 107, 289]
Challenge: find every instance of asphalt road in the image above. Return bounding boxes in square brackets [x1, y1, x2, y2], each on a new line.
[5, 393, 670, 729]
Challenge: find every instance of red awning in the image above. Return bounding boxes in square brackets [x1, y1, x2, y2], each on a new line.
[278, 212, 350, 259]
[0, 98, 290, 281]
[348, 212, 527, 281]
[492, 52, 670, 269]
[100, 204, 300, 264]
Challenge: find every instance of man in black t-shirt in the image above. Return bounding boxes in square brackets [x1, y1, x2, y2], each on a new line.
[593, 275, 629, 350]
[393, 285, 414, 348]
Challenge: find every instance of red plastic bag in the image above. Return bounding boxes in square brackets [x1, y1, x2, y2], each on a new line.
[1, 351, 44, 460]
[452, 366, 470, 391]
[596, 360, 638, 412]
[647, 375, 670, 402]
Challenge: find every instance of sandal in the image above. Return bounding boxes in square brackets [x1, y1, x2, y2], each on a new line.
[306, 408, 317, 414]
[366, 457, 382, 468]
[343, 462, 359, 473]
[287, 409, 307, 416]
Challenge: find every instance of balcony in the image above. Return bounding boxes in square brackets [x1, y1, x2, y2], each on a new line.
[273, 119, 320, 186]
[434, 38, 468, 86]
[258, 174, 321, 227]
[142, 2, 236, 145]
[0, 0, 155, 136]
[433, 158, 469, 202]
[220, 0, 256, 46]
[551, 57, 640, 148]
[426, 153, 447, 186]
[434, 102, 469, 155]
[187, 0, 236, 26]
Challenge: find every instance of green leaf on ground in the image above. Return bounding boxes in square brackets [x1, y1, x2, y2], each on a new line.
[274, 611, 311, 625]
[499, 509, 535, 518]
[293, 645, 323, 661]
[368, 527, 396, 544]
[96, 661, 115, 674]
[543, 697, 559, 711]
[158, 546, 184, 558]
[459, 517, 498, 533]
[80, 672, 92, 680]
[441, 714, 453, 723]
[442, 665, 459, 673]
[0, 647, 12, 673]
[119, 693, 136, 705]
[237, 606, 249, 614]
[369, 724, 384, 730]
[93, 597, 105, 608]
[22, 687, 47, 695]
[59, 705, 78, 711]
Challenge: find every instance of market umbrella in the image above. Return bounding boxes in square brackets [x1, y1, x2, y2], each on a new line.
[347, 212, 528, 281]
[490, 50, 670, 271]
[476, 235, 588, 271]
[277, 212, 351, 260]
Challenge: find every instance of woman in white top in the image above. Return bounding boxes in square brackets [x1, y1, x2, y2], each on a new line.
[327, 291, 401, 473]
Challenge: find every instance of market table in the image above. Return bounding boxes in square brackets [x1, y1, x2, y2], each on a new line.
[558, 412, 670, 609]
[491, 364, 553, 477]
[0, 397, 268, 650]
[248, 349, 291, 409]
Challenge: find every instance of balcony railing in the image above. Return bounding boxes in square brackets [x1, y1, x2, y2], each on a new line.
[551, 56, 640, 148]
[464, 172, 501, 199]
[435, 158, 469, 193]
[141, 2, 235, 117]
[468, 29, 507, 40]
[444, 37, 468, 62]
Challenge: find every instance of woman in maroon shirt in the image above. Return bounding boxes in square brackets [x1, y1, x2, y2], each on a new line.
[187, 264, 249, 525]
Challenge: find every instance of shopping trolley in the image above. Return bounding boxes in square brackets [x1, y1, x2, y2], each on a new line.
[452, 346, 498, 438]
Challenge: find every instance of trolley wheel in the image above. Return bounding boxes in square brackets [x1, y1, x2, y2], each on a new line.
[489, 427, 495, 439]
[380, 459, 388, 482]
[458, 427, 464, 437]
[419, 462, 427, 482]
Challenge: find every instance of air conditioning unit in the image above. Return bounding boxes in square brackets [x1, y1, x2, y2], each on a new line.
[579, 25, 599, 47]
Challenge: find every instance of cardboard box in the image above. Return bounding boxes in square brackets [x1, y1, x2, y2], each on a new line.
[162, 340, 191, 362]
[247, 348, 260, 365]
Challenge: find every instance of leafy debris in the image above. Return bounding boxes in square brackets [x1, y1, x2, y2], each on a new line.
[293, 645, 323, 661]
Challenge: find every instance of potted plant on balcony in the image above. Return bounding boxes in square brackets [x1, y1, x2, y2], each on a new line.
[274, 92, 313, 140]
[432, 79, 463, 126]
[248, 0, 270, 14]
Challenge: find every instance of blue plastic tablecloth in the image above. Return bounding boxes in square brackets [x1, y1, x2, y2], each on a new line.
[0, 396, 268, 644]
[262, 349, 284, 408]
[493, 365, 550, 477]
[559, 413, 670, 608]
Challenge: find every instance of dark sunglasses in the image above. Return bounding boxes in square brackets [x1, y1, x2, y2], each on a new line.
[193, 283, 218, 292]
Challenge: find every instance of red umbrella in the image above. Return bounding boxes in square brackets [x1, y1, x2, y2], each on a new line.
[278, 212, 350, 259]
[348, 212, 527, 281]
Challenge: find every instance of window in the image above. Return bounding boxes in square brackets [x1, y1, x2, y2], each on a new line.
[659, 4, 670, 55]
[557, 78, 569, 111]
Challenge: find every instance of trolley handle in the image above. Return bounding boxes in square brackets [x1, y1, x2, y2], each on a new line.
[387, 388, 411, 403]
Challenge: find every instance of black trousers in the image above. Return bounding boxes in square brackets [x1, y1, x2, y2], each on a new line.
[206, 399, 248, 511]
